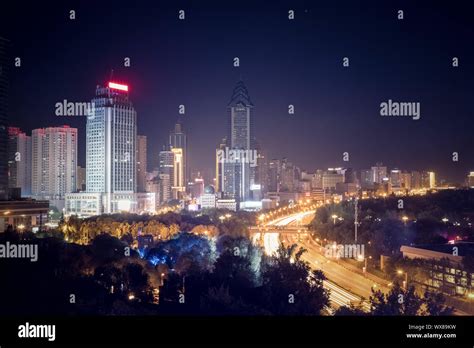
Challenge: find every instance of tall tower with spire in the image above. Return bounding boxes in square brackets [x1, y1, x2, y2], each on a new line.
[227, 80, 254, 150]
[218, 80, 257, 205]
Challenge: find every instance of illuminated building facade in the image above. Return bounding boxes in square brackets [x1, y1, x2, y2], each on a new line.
[66, 82, 153, 216]
[31, 125, 77, 209]
[8, 127, 31, 196]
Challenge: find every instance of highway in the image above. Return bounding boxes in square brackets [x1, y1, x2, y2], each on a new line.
[254, 211, 389, 311]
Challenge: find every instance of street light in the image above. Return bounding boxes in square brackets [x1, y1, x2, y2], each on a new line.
[397, 269, 408, 289]
[331, 214, 338, 225]
[442, 217, 449, 224]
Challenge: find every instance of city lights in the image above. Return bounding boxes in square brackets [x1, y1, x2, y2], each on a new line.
[0, 2, 472, 345]
[108, 81, 129, 91]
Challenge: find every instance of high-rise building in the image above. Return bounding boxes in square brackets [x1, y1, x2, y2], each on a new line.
[7, 127, 31, 196]
[390, 169, 402, 188]
[159, 173, 171, 204]
[171, 147, 185, 199]
[169, 121, 187, 189]
[228, 80, 254, 150]
[145, 175, 161, 210]
[411, 171, 422, 189]
[371, 163, 387, 184]
[322, 169, 344, 192]
[0, 37, 10, 199]
[86, 82, 136, 198]
[280, 158, 299, 192]
[136, 135, 147, 192]
[190, 175, 204, 199]
[360, 169, 373, 189]
[66, 81, 147, 216]
[428, 171, 436, 189]
[267, 159, 280, 192]
[311, 169, 324, 189]
[159, 147, 174, 202]
[401, 171, 411, 190]
[217, 80, 256, 205]
[32, 126, 77, 209]
[343, 168, 356, 184]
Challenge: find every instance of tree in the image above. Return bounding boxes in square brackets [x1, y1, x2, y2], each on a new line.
[421, 291, 454, 315]
[370, 283, 422, 315]
[334, 303, 367, 316]
[259, 244, 329, 315]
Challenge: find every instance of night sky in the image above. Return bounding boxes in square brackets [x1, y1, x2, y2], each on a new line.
[1, 0, 473, 183]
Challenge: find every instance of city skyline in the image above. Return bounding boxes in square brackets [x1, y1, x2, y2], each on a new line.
[1, 2, 474, 344]
[0, 1, 473, 183]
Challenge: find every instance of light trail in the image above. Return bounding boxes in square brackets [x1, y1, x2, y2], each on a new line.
[262, 210, 371, 312]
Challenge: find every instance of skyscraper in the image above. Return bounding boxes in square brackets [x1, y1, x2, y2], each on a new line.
[428, 171, 436, 189]
[218, 80, 256, 205]
[371, 163, 387, 184]
[227, 80, 254, 150]
[136, 135, 147, 192]
[171, 147, 185, 199]
[66, 81, 142, 216]
[0, 37, 10, 199]
[169, 121, 187, 189]
[31, 126, 77, 209]
[159, 146, 174, 202]
[86, 82, 136, 198]
[7, 127, 31, 196]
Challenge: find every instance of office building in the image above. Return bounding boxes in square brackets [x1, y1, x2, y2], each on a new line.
[137, 135, 147, 192]
[218, 80, 256, 205]
[66, 81, 153, 217]
[0, 37, 10, 199]
[371, 162, 387, 184]
[169, 121, 187, 189]
[171, 147, 185, 199]
[32, 126, 77, 209]
[159, 147, 174, 202]
[7, 127, 31, 196]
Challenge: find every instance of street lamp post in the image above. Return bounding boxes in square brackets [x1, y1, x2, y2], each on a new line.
[397, 269, 408, 289]
[331, 214, 338, 225]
